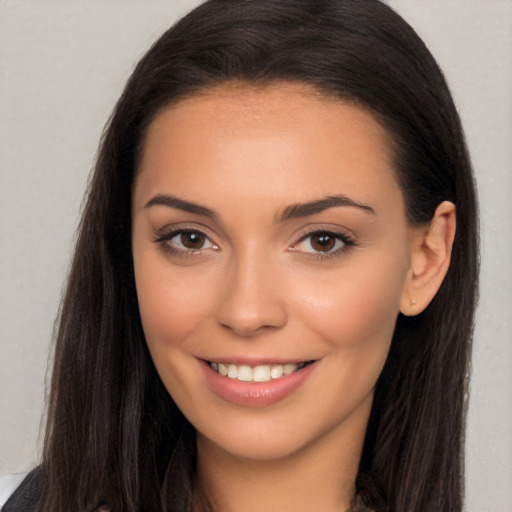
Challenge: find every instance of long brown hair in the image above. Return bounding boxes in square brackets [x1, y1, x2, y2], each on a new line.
[38, 1, 478, 511]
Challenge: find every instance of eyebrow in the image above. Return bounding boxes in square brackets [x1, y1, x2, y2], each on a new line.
[144, 194, 218, 218]
[280, 195, 376, 221]
[144, 193, 375, 221]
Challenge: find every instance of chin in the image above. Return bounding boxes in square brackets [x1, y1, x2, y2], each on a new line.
[197, 425, 315, 462]
[192, 389, 375, 464]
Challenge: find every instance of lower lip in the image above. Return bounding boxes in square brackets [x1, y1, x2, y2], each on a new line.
[201, 361, 317, 406]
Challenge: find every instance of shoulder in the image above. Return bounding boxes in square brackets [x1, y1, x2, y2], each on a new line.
[0, 469, 43, 512]
[0, 475, 26, 509]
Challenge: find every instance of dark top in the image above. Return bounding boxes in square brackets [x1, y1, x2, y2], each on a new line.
[1, 469, 42, 512]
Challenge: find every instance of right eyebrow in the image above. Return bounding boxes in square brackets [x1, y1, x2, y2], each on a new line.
[144, 194, 218, 219]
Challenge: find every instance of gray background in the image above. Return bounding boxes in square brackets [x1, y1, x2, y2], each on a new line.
[1, 2, 511, 511]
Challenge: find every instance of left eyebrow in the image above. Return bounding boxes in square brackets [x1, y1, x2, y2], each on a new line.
[280, 194, 376, 221]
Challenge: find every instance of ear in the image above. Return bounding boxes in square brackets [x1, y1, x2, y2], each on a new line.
[400, 201, 456, 316]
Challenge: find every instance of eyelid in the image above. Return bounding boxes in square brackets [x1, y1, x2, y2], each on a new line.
[153, 224, 220, 255]
[289, 226, 357, 258]
[152, 223, 356, 260]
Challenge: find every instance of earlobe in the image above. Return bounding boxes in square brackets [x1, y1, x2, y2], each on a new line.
[400, 201, 456, 316]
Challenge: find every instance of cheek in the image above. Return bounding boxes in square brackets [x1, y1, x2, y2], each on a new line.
[135, 253, 211, 344]
[132, 253, 219, 400]
[295, 252, 408, 355]
[291, 258, 407, 415]
[133, 260, 216, 408]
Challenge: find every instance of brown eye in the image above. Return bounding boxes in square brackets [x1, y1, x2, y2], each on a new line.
[180, 231, 206, 249]
[292, 230, 354, 257]
[310, 233, 336, 252]
[160, 229, 218, 253]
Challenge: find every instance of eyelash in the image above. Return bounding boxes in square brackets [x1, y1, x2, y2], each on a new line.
[153, 227, 356, 259]
[153, 227, 219, 257]
[292, 229, 356, 260]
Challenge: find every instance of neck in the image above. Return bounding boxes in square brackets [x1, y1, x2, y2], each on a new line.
[195, 396, 371, 512]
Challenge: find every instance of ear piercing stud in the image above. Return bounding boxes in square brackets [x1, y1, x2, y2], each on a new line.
[411, 298, 416, 306]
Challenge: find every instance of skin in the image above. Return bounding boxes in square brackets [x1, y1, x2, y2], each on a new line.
[131, 83, 455, 512]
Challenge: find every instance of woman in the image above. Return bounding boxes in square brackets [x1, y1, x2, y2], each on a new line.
[2, 0, 478, 511]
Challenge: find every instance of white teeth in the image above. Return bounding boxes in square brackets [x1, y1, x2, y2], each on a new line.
[209, 361, 310, 382]
[270, 365, 283, 379]
[283, 363, 296, 375]
[227, 364, 238, 379]
[253, 365, 271, 382]
[237, 365, 253, 382]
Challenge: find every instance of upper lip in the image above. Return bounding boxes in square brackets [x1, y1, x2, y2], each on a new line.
[199, 357, 317, 366]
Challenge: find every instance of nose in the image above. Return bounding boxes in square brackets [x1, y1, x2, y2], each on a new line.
[215, 251, 288, 337]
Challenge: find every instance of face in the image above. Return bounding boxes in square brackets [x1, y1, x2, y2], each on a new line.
[132, 83, 415, 462]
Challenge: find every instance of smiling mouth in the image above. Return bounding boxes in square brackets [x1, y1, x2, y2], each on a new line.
[207, 361, 315, 383]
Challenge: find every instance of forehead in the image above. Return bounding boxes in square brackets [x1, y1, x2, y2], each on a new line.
[144, 82, 393, 150]
[135, 82, 402, 216]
